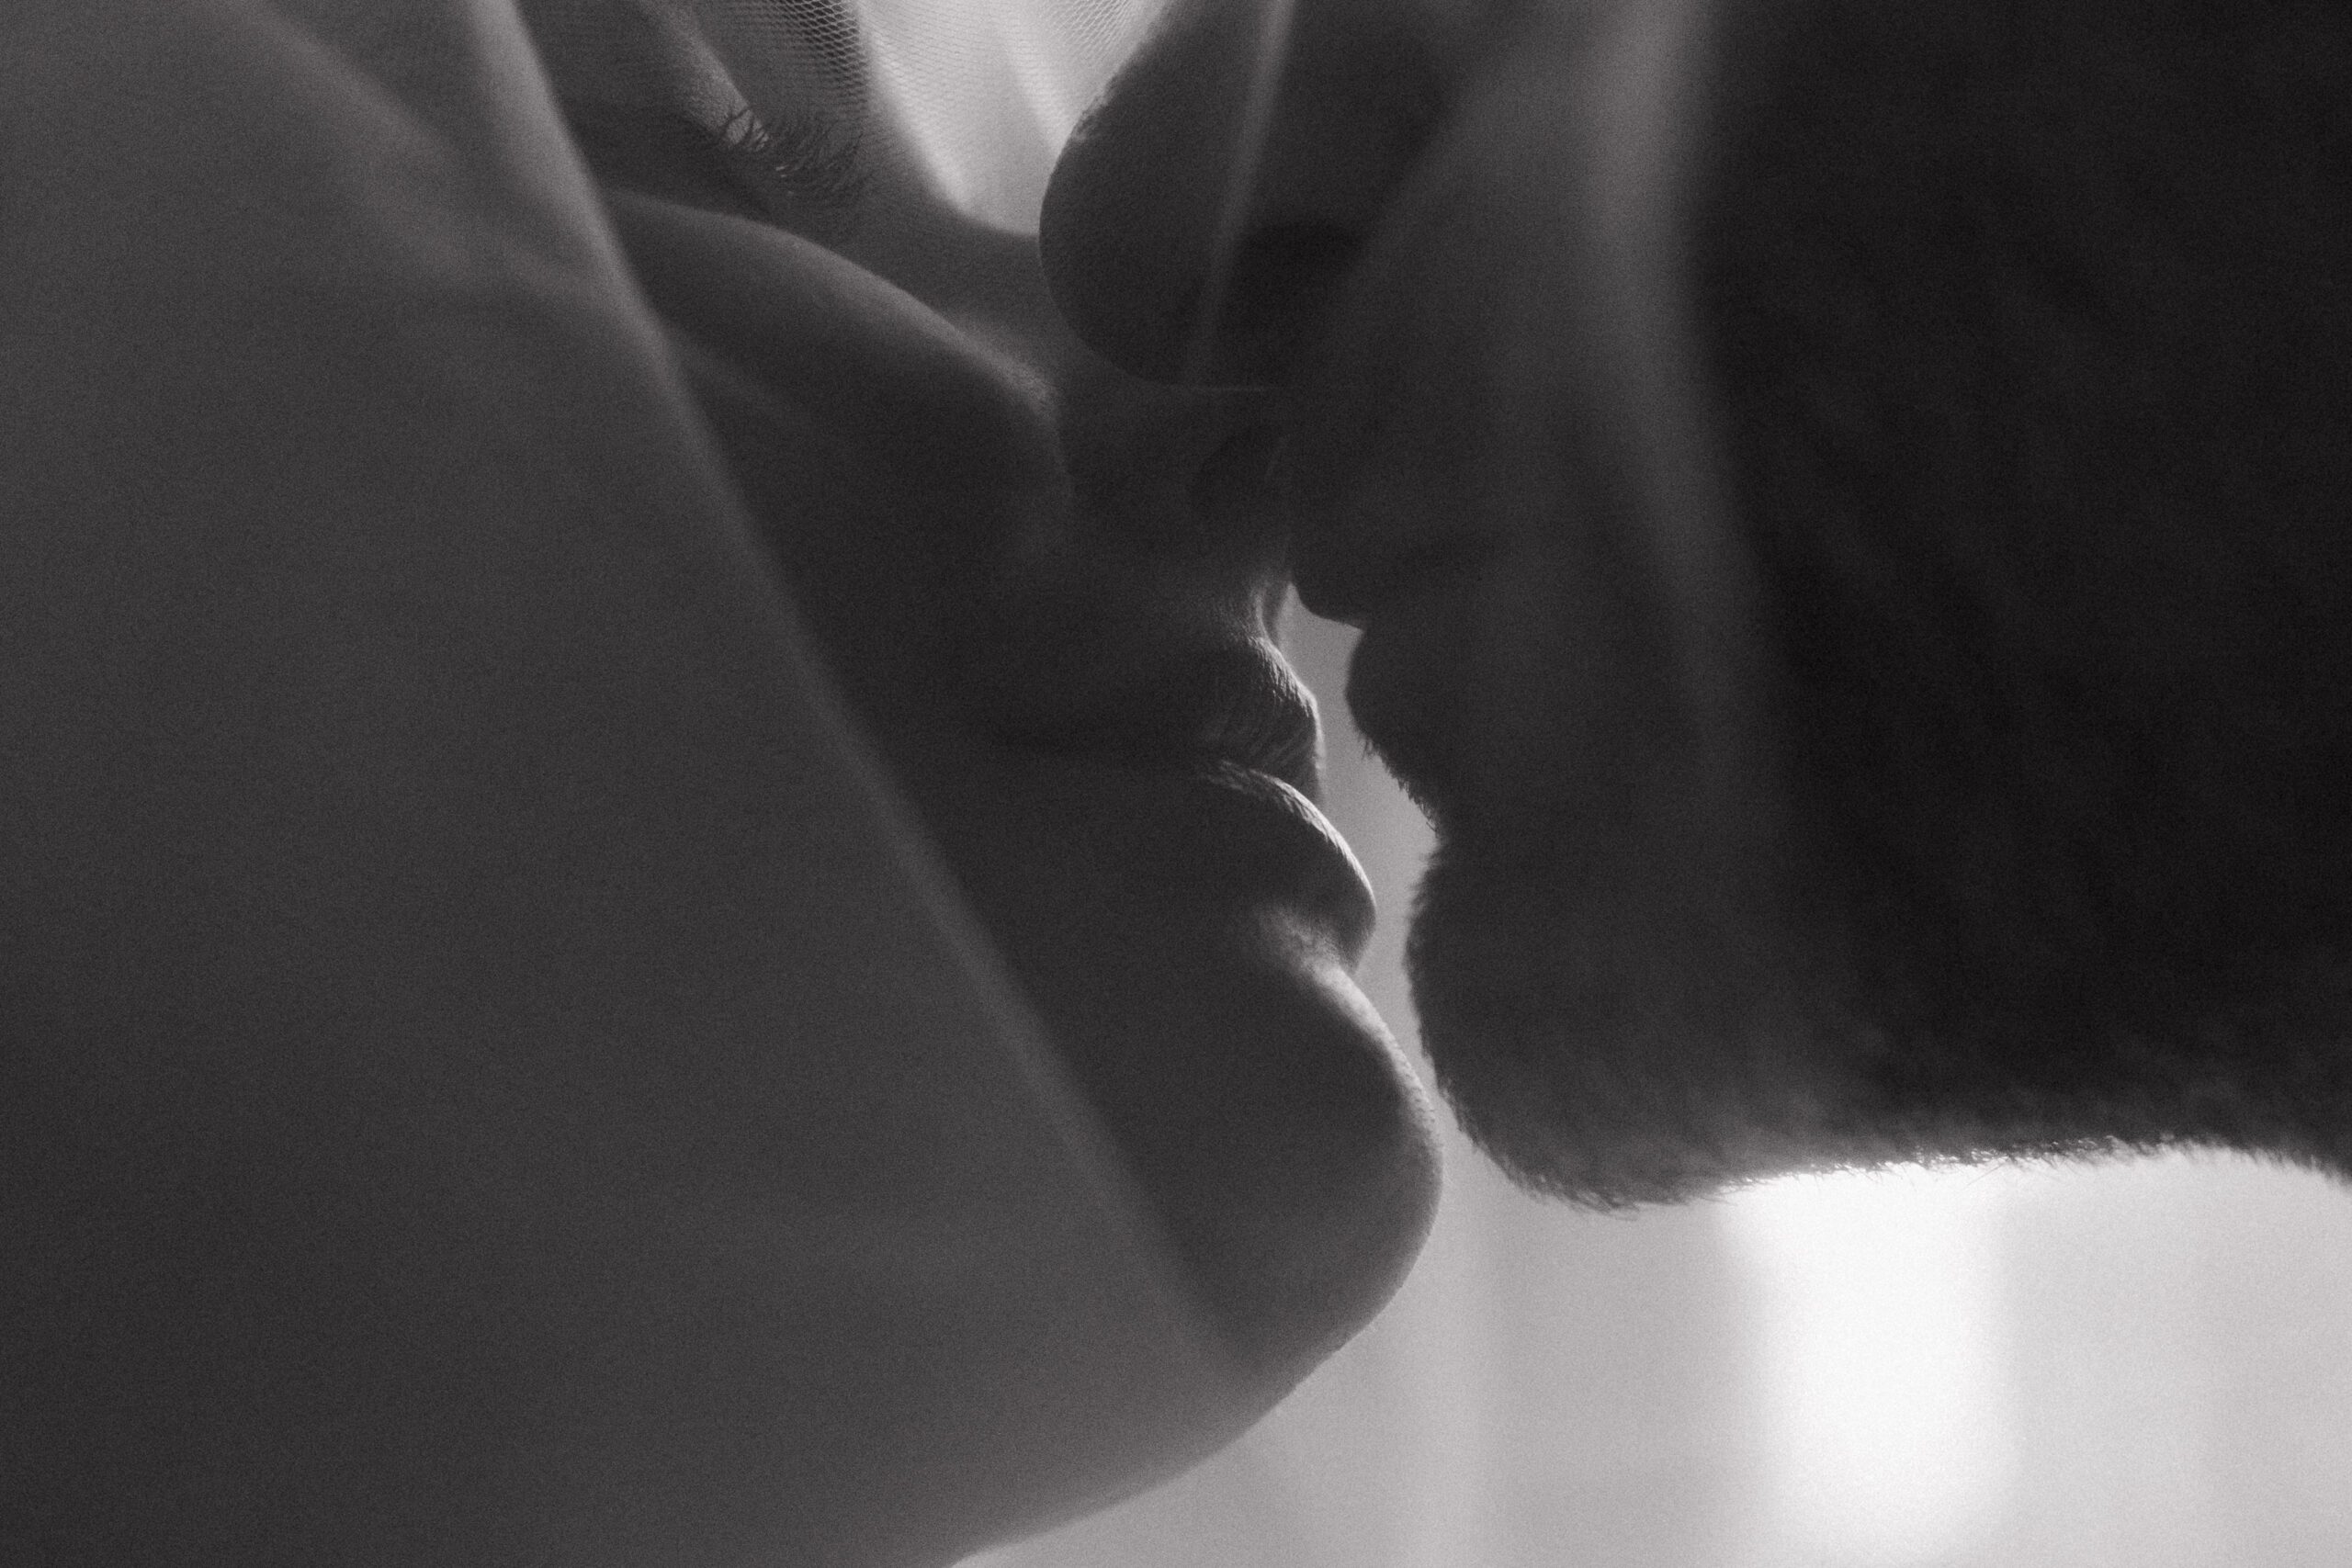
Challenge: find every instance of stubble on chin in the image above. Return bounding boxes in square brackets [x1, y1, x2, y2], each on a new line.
[1694, 0, 2352, 1190]
[1400, 533, 2352, 1212]
[1402, 786, 1882, 1211]
[1378, 0, 2352, 1208]
[1407, 783, 2352, 1212]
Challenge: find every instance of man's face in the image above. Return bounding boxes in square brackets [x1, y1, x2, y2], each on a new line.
[1046, 0, 2352, 1203]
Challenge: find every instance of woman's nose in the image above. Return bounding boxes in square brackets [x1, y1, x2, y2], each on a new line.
[1038, 0, 1504, 386]
[861, 201, 1308, 753]
[1023, 320, 1297, 653]
[857, 173, 1295, 588]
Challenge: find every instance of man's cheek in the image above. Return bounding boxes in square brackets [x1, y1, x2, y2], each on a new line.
[1291, 0, 1681, 525]
[1283, 18, 1588, 570]
[1303, 0, 1766, 782]
[1305, 0, 1830, 1030]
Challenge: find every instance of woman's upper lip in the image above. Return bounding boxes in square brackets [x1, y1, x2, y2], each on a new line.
[989, 638, 1326, 801]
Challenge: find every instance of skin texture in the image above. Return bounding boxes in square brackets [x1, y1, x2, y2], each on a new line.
[545, 1, 1439, 1393]
[1044, 0, 2352, 1205]
[1, 1, 1434, 1562]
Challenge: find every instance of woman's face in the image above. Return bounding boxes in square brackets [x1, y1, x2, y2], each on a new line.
[525, 0, 1437, 1519]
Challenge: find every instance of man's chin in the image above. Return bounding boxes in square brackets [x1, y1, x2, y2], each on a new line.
[1404, 830, 2352, 1208]
[1401, 830, 1870, 1209]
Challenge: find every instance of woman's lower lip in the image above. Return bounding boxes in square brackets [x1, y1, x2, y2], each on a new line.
[996, 749, 1378, 963]
[1178, 760, 1378, 956]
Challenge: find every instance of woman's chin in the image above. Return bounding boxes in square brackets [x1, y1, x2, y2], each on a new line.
[897, 737, 1442, 1402]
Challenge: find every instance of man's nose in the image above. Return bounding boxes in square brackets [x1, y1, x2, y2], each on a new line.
[1038, 0, 1511, 386]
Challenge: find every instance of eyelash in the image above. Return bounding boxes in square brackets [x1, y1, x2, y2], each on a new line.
[709, 103, 869, 239]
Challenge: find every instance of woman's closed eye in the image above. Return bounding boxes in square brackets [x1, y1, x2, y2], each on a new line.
[560, 99, 869, 242]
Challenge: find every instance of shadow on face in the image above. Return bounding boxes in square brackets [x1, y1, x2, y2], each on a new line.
[1045, 0, 2352, 1207]
[540, 0, 1445, 1551]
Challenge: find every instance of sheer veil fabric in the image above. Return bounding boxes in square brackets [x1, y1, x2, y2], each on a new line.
[707, 0, 1173, 231]
[0, 0, 1329, 1561]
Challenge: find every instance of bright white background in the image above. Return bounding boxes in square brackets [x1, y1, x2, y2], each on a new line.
[973, 611, 2352, 1568]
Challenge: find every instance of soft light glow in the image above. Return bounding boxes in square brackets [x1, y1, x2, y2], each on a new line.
[1724, 1165, 2030, 1566]
[859, 0, 1170, 231]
